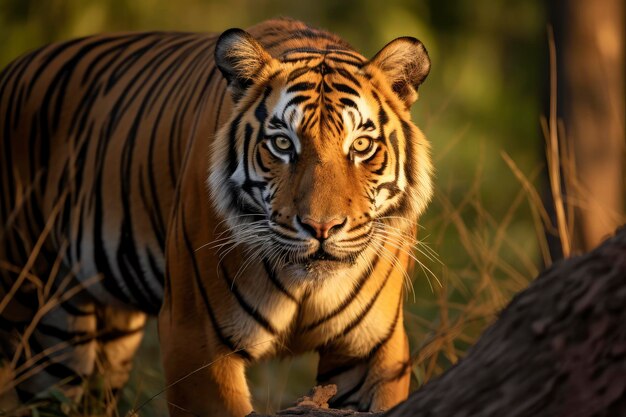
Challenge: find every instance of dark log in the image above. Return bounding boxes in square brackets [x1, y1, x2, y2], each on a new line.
[252, 226, 626, 417]
[251, 408, 380, 417]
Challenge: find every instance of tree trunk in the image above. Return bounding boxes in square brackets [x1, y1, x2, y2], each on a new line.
[252, 226, 626, 417]
[549, 0, 625, 257]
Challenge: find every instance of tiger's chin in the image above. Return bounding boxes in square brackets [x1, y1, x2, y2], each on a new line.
[275, 246, 365, 280]
[284, 258, 354, 281]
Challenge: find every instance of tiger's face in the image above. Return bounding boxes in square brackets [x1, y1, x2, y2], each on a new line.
[209, 29, 432, 273]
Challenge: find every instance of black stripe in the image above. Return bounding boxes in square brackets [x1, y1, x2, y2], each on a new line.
[37, 323, 93, 343]
[317, 360, 361, 383]
[373, 150, 389, 175]
[361, 119, 375, 131]
[180, 211, 250, 359]
[254, 87, 272, 130]
[263, 258, 297, 302]
[322, 80, 332, 93]
[14, 337, 84, 395]
[287, 82, 317, 93]
[42, 363, 84, 386]
[73, 198, 86, 263]
[332, 82, 359, 96]
[329, 372, 367, 407]
[80, 34, 146, 86]
[342, 229, 372, 244]
[241, 122, 267, 209]
[226, 115, 242, 176]
[163, 218, 176, 314]
[401, 120, 416, 186]
[105, 35, 166, 92]
[256, 144, 271, 173]
[193, 62, 218, 112]
[59, 299, 95, 316]
[12, 84, 25, 128]
[340, 97, 358, 108]
[324, 47, 364, 58]
[146, 247, 165, 288]
[44, 37, 127, 133]
[139, 160, 166, 252]
[375, 93, 389, 126]
[287, 66, 312, 82]
[68, 79, 99, 140]
[98, 325, 145, 343]
[325, 56, 363, 67]
[367, 296, 402, 358]
[268, 115, 287, 129]
[376, 130, 400, 197]
[285, 94, 310, 109]
[71, 122, 93, 198]
[93, 126, 132, 305]
[26, 35, 91, 97]
[280, 47, 357, 57]
[116, 218, 161, 312]
[280, 55, 322, 64]
[221, 264, 278, 334]
[336, 68, 362, 88]
[301, 256, 381, 332]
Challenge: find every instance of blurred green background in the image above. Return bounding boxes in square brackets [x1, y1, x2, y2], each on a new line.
[0, 0, 549, 415]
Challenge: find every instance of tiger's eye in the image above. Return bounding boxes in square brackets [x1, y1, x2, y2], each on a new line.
[352, 137, 372, 153]
[272, 136, 293, 152]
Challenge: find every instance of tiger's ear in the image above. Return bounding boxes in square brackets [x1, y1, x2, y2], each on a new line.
[366, 37, 430, 107]
[215, 28, 273, 101]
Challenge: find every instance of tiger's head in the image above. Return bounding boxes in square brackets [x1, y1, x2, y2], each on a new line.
[209, 27, 432, 274]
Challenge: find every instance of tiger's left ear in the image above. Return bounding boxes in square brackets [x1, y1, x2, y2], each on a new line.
[215, 28, 273, 101]
[366, 37, 431, 107]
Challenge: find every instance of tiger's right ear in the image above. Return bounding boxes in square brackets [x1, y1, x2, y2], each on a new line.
[215, 28, 273, 102]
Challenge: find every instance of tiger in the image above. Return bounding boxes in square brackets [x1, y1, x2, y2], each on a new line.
[0, 17, 432, 417]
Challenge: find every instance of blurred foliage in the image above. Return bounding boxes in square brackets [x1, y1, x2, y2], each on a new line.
[0, 0, 549, 415]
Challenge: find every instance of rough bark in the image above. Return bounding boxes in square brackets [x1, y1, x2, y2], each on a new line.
[252, 226, 626, 417]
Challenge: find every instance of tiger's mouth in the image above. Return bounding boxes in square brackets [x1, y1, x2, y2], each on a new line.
[305, 248, 351, 263]
[287, 242, 364, 268]
[265, 234, 363, 266]
[298, 248, 360, 276]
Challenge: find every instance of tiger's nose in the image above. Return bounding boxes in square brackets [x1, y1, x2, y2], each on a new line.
[297, 216, 346, 240]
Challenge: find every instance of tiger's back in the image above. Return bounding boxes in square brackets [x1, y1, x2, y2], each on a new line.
[0, 31, 224, 312]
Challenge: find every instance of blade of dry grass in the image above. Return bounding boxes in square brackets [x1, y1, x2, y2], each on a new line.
[546, 26, 571, 257]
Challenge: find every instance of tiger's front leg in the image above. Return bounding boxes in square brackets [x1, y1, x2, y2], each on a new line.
[159, 299, 253, 417]
[317, 315, 411, 412]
